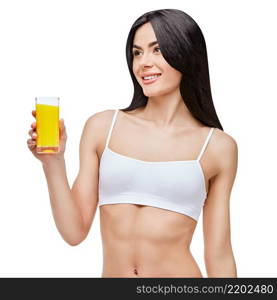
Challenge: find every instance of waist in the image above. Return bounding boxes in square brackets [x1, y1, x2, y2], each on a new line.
[101, 240, 202, 278]
[101, 231, 202, 277]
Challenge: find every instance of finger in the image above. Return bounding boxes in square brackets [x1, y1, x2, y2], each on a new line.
[59, 118, 65, 128]
[29, 127, 36, 135]
[31, 122, 36, 129]
[27, 139, 36, 148]
[32, 110, 36, 118]
[59, 119, 66, 133]
[28, 129, 33, 137]
[28, 129, 37, 139]
[27, 138, 36, 145]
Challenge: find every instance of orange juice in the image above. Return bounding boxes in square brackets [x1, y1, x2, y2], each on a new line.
[35, 98, 59, 153]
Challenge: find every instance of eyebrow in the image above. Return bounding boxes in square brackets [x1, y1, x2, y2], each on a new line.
[132, 41, 158, 50]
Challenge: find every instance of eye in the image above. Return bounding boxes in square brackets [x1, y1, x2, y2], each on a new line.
[133, 50, 141, 56]
[132, 47, 161, 57]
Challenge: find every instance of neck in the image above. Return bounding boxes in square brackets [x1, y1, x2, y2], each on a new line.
[141, 90, 201, 128]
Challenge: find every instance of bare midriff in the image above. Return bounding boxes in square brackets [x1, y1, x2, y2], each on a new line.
[99, 203, 203, 278]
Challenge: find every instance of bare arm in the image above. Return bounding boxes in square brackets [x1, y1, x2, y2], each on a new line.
[44, 114, 104, 245]
[28, 110, 107, 246]
[42, 158, 86, 245]
[203, 131, 238, 277]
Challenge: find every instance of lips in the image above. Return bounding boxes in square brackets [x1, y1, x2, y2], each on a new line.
[141, 72, 161, 79]
[141, 73, 162, 85]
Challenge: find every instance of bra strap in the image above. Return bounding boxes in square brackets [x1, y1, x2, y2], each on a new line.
[196, 127, 215, 162]
[105, 109, 119, 149]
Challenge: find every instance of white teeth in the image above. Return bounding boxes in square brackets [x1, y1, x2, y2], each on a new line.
[143, 74, 161, 80]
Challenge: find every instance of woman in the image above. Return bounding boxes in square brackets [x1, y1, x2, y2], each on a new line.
[27, 9, 238, 277]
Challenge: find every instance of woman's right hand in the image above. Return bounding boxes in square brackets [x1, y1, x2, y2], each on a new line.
[27, 110, 67, 165]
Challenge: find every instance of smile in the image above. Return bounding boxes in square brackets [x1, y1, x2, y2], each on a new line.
[141, 74, 161, 85]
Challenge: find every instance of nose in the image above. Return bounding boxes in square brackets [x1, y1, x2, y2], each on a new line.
[138, 53, 154, 68]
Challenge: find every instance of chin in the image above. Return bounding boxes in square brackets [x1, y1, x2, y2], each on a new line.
[142, 88, 168, 98]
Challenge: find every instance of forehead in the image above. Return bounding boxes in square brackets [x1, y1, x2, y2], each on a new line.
[133, 22, 157, 45]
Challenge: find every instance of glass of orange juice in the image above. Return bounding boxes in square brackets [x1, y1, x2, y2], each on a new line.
[35, 97, 60, 154]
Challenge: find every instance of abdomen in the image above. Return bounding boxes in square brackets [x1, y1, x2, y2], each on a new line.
[100, 204, 202, 277]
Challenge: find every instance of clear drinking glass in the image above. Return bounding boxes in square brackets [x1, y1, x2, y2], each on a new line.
[35, 97, 60, 153]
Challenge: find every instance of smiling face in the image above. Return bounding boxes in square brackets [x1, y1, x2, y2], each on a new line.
[132, 22, 182, 98]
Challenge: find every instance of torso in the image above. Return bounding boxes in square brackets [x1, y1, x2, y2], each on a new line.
[96, 108, 220, 277]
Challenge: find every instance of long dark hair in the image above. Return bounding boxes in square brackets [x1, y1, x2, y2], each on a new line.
[121, 8, 223, 130]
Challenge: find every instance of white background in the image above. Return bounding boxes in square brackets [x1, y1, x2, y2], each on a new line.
[0, 0, 276, 277]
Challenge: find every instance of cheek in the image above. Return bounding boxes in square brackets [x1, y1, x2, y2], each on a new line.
[162, 68, 182, 85]
[132, 59, 139, 71]
[159, 59, 181, 81]
[132, 64, 140, 80]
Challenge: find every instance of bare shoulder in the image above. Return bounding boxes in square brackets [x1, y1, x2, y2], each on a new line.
[211, 128, 238, 173]
[85, 109, 115, 128]
[212, 128, 238, 152]
[81, 109, 116, 151]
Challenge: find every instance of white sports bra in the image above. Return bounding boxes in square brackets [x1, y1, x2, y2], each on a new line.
[98, 109, 215, 221]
